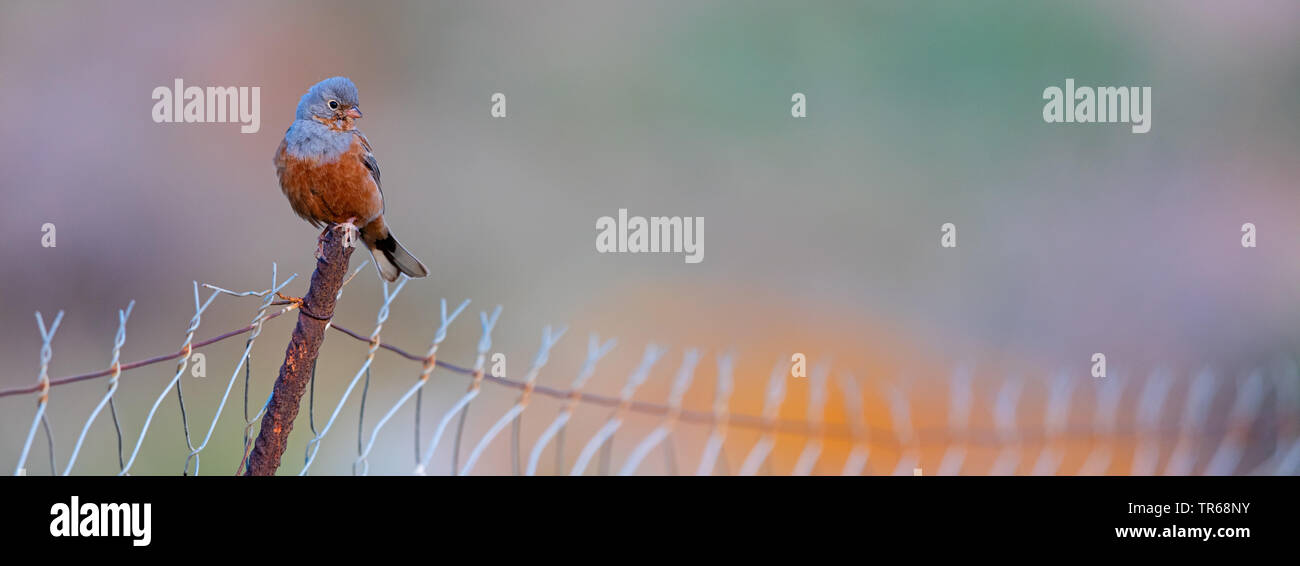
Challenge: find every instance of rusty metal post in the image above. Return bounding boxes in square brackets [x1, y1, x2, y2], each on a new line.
[245, 225, 355, 475]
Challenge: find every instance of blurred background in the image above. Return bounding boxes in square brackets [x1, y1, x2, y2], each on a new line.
[0, 0, 1297, 475]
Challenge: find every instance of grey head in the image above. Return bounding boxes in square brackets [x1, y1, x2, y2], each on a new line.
[295, 76, 363, 122]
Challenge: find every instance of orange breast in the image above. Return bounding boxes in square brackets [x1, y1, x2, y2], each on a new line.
[275, 137, 383, 228]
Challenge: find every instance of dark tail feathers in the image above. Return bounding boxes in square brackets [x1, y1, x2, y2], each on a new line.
[370, 233, 428, 282]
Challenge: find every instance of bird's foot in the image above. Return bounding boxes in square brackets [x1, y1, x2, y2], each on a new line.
[316, 219, 360, 259]
[335, 218, 360, 249]
[315, 229, 329, 259]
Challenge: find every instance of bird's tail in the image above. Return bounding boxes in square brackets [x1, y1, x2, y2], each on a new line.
[368, 231, 429, 282]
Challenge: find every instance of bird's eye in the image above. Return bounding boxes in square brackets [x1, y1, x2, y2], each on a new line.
[328, 100, 339, 110]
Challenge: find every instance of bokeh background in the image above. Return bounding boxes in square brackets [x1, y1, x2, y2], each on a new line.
[0, 0, 1297, 475]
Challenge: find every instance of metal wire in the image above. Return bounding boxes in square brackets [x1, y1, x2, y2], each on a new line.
[460, 324, 566, 476]
[695, 353, 734, 476]
[355, 298, 469, 475]
[618, 349, 700, 476]
[570, 345, 665, 476]
[118, 283, 220, 475]
[414, 305, 501, 475]
[5, 264, 1298, 476]
[14, 310, 64, 476]
[791, 362, 830, 476]
[63, 301, 135, 475]
[738, 357, 790, 476]
[183, 266, 297, 475]
[301, 276, 409, 475]
[937, 367, 972, 475]
[526, 334, 616, 476]
[988, 376, 1024, 475]
[836, 372, 868, 476]
[39, 413, 56, 475]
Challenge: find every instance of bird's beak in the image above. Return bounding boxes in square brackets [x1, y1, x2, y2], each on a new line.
[346, 106, 363, 119]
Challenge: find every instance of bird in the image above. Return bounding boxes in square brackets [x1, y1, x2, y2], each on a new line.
[274, 76, 428, 282]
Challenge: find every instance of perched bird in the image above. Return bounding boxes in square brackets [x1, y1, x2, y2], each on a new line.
[274, 76, 428, 281]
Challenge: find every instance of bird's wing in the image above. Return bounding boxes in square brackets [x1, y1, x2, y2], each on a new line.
[353, 130, 381, 197]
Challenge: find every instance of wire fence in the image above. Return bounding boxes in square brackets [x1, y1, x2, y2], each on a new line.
[3, 263, 1298, 476]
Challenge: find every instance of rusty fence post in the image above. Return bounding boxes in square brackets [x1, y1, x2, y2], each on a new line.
[245, 225, 355, 475]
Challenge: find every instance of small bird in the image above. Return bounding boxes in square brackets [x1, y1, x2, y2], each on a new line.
[274, 76, 428, 281]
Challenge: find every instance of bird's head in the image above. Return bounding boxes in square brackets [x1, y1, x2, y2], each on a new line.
[296, 76, 363, 130]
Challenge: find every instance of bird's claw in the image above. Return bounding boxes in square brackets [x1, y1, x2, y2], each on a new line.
[315, 230, 328, 259]
[335, 218, 360, 250]
[317, 220, 360, 259]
